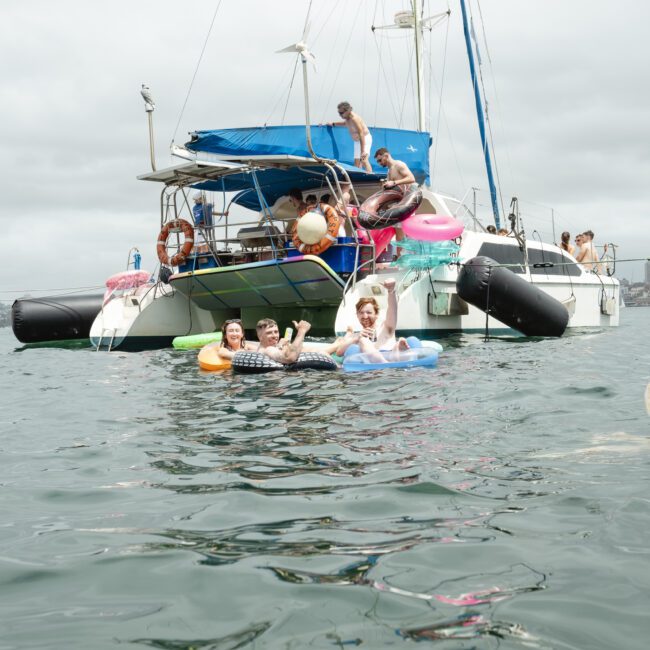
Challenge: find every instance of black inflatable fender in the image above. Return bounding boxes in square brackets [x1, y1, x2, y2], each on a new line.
[456, 256, 569, 337]
[12, 293, 104, 343]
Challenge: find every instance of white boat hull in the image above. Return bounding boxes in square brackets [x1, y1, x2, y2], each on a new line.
[89, 283, 219, 351]
[335, 231, 619, 336]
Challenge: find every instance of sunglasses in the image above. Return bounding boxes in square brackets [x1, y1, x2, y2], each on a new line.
[224, 319, 243, 325]
[338, 110, 347, 116]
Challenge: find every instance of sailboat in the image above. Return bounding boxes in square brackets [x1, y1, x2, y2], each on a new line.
[14, 1, 619, 350]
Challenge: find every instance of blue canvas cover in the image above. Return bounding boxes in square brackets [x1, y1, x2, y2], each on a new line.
[186, 125, 431, 212]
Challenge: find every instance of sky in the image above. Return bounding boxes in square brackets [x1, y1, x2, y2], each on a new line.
[2, 0, 649, 304]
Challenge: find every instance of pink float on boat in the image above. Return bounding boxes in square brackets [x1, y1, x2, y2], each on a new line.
[401, 213, 464, 242]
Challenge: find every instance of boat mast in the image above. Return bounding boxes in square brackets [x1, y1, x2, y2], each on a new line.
[459, 0, 500, 228]
[413, 0, 426, 132]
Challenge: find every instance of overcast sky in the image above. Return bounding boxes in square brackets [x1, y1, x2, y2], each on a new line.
[2, 0, 649, 303]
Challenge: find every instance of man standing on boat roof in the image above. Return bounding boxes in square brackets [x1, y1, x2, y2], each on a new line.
[329, 102, 373, 172]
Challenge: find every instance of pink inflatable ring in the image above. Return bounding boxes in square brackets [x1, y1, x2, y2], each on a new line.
[401, 213, 464, 242]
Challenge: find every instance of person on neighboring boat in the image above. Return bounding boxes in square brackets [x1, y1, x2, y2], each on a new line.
[486, 225, 497, 234]
[329, 102, 373, 172]
[373, 148, 417, 194]
[335, 278, 410, 362]
[256, 318, 312, 364]
[574, 233, 584, 251]
[497, 228, 509, 236]
[576, 230, 601, 272]
[559, 231, 575, 256]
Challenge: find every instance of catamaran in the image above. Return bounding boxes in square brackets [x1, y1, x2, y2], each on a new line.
[13, 1, 620, 350]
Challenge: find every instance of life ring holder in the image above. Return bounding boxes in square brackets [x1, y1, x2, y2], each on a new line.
[358, 188, 422, 230]
[292, 204, 340, 255]
[156, 219, 194, 266]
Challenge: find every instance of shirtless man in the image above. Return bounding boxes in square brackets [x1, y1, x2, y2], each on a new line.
[330, 102, 372, 172]
[373, 148, 416, 193]
[256, 318, 311, 364]
[575, 230, 600, 272]
[373, 148, 417, 253]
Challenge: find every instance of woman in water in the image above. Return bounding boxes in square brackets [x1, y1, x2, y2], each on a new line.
[214, 319, 257, 359]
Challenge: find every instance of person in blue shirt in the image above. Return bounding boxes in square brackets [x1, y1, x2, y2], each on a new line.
[192, 192, 213, 253]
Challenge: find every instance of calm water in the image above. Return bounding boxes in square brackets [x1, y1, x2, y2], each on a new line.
[1, 308, 649, 649]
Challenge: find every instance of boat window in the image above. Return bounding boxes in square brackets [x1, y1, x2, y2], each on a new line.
[476, 243, 581, 276]
[527, 248, 581, 277]
[476, 243, 526, 273]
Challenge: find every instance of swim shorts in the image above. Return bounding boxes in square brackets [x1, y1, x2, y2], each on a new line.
[353, 133, 373, 159]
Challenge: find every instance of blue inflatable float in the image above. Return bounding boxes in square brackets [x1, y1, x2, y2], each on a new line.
[342, 337, 440, 373]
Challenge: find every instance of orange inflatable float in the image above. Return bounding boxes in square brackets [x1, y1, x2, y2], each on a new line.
[198, 344, 231, 371]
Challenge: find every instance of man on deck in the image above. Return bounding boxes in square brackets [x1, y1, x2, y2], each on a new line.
[374, 148, 417, 194]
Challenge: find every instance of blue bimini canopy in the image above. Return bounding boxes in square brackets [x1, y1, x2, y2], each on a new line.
[192, 163, 383, 212]
[186, 125, 431, 212]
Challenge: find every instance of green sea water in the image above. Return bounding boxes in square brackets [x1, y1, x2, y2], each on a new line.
[1, 308, 649, 649]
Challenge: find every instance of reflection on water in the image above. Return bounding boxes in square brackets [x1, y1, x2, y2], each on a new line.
[1, 309, 649, 648]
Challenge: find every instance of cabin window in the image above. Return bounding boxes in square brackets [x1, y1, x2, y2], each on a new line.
[476, 243, 525, 273]
[476, 243, 581, 277]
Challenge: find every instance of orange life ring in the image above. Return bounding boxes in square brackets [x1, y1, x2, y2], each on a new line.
[292, 204, 340, 255]
[156, 219, 194, 266]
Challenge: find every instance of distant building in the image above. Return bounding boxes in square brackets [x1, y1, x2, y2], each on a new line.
[645, 260, 650, 285]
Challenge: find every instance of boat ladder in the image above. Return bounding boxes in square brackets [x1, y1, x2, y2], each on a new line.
[95, 328, 117, 352]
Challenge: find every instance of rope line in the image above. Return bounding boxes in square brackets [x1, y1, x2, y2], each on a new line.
[171, 0, 224, 144]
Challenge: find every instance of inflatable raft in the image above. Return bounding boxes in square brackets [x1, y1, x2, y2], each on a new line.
[232, 351, 338, 374]
[197, 344, 231, 371]
[343, 347, 439, 372]
[174, 331, 222, 350]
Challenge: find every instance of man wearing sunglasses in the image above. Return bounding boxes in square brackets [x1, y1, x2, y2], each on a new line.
[329, 101, 372, 172]
[256, 318, 312, 364]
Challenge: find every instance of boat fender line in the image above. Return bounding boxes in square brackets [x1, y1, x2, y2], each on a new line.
[11, 293, 104, 343]
[358, 187, 423, 230]
[292, 204, 340, 255]
[156, 219, 194, 267]
[456, 256, 569, 337]
[231, 351, 339, 374]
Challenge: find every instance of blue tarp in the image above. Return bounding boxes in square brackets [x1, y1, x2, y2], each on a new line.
[186, 125, 431, 211]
